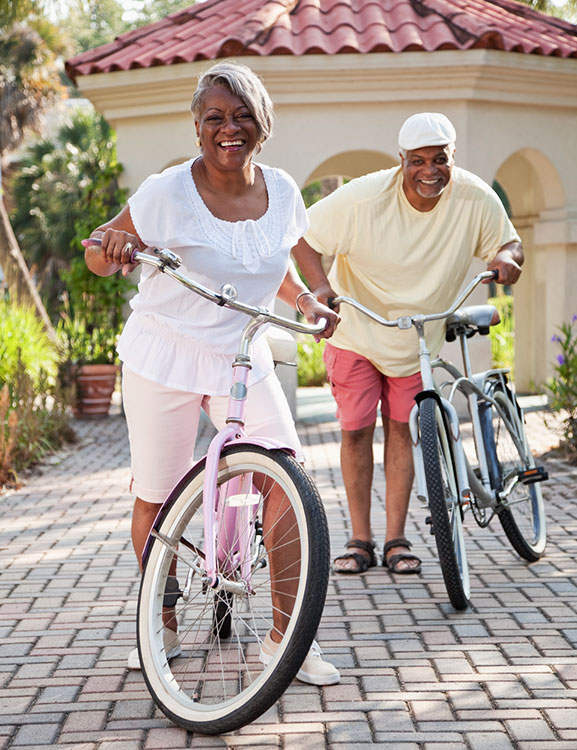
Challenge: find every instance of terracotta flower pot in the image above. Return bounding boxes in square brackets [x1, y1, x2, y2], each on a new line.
[73, 363, 119, 419]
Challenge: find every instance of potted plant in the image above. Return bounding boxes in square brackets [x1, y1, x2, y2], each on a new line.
[58, 256, 134, 418]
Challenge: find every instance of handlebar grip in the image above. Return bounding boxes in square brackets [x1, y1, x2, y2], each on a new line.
[81, 238, 101, 249]
[81, 237, 140, 264]
[491, 269, 499, 281]
[327, 297, 336, 310]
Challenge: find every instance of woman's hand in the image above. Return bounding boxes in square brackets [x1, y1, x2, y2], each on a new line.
[99, 228, 141, 276]
[298, 293, 340, 340]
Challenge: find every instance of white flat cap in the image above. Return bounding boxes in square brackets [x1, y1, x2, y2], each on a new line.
[398, 112, 456, 151]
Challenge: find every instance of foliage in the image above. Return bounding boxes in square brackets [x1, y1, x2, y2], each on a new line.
[11, 108, 129, 315]
[0, 385, 18, 487]
[0, 18, 66, 161]
[0, 302, 75, 490]
[488, 294, 515, 381]
[301, 178, 349, 209]
[129, 0, 196, 27]
[297, 337, 327, 387]
[545, 316, 577, 455]
[57, 256, 133, 365]
[0, 0, 38, 27]
[301, 181, 324, 209]
[59, 0, 196, 56]
[64, 0, 127, 54]
[517, 0, 576, 22]
[0, 360, 76, 489]
[0, 298, 58, 385]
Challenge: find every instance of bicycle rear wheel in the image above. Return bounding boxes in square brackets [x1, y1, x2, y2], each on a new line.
[138, 445, 330, 735]
[420, 397, 470, 610]
[481, 385, 546, 560]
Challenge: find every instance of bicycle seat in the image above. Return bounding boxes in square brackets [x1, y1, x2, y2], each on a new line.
[265, 327, 298, 365]
[445, 305, 500, 342]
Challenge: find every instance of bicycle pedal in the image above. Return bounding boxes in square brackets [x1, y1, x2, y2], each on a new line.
[518, 466, 549, 485]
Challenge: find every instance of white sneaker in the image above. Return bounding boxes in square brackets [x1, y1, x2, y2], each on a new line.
[259, 631, 340, 686]
[127, 629, 182, 670]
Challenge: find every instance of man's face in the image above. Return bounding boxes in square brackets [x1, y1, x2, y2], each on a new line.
[401, 145, 454, 209]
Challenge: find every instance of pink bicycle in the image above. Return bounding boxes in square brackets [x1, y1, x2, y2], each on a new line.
[89, 245, 331, 734]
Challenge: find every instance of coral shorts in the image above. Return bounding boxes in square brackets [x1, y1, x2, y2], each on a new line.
[323, 343, 422, 430]
[122, 367, 303, 503]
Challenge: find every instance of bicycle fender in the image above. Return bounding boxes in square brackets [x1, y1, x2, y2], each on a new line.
[223, 436, 297, 456]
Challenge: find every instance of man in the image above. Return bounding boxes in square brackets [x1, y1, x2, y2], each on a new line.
[293, 112, 523, 574]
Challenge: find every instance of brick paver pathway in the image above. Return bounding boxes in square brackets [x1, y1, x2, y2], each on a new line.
[1, 388, 576, 750]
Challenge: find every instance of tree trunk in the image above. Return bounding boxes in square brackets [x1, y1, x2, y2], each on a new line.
[0, 197, 57, 343]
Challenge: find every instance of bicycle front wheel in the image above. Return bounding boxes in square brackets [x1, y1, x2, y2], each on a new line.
[481, 385, 546, 560]
[420, 397, 470, 610]
[138, 445, 330, 735]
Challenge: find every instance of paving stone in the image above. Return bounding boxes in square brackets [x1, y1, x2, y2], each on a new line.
[505, 718, 556, 741]
[1, 394, 576, 749]
[12, 723, 59, 745]
[467, 733, 516, 750]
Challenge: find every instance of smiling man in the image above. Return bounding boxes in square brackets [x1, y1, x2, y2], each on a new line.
[293, 112, 523, 577]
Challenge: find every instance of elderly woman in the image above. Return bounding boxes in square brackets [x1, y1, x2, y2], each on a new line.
[85, 61, 340, 685]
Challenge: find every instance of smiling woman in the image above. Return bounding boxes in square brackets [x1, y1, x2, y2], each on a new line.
[81, 60, 340, 682]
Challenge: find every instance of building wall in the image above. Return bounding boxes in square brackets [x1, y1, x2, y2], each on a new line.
[77, 49, 577, 396]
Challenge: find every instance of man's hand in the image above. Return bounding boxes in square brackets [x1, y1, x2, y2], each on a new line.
[486, 241, 524, 285]
[298, 293, 340, 340]
[312, 282, 339, 311]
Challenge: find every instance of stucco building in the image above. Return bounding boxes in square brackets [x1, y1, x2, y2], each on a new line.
[66, 0, 577, 398]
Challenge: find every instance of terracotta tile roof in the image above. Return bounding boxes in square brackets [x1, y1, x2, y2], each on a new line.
[65, 0, 577, 80]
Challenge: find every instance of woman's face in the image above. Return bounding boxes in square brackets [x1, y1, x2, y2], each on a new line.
[195, 84, 260, 171]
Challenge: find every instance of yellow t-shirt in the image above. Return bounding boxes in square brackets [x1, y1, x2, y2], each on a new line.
[305, 166, 520, 377]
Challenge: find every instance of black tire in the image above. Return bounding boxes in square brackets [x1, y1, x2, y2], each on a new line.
[420, 397, 470, 610]
[138, 445, 330, 735]
[481, 385, 546, 561]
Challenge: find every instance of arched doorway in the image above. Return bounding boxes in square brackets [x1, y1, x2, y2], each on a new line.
[303, 150, 398, 187]
[495, 149, 565, 391]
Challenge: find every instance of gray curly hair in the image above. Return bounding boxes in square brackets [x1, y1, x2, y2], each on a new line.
[191, 61, 274, 144]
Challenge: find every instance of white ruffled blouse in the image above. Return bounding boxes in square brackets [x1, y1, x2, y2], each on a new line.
[117, 158, 308, 395]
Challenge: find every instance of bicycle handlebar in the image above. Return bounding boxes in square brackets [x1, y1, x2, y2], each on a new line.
[329, 270, 498, 331]
[82, 239, 327, 337]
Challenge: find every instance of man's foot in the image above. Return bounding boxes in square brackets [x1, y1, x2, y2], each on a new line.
[127, 628, 182, 670]
[383, 538, 421, 574]
[333, 539, 377, 574]
[259, 631, 340, 685]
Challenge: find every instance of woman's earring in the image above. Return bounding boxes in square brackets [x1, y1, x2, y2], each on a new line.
[195, 137, 201, 149]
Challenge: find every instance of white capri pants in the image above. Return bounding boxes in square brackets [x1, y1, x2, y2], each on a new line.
[122, 366, 304, 503]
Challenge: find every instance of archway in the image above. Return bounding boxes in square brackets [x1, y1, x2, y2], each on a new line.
[303, 149, 398, 187]
[495, 149, 565, 390]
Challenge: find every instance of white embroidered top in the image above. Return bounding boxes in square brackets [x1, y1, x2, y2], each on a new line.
[117, 158, 308, 395]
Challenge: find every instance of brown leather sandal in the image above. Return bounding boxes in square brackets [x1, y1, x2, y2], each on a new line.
[333, 539, 377, 575]
[382, 538, 422, 575]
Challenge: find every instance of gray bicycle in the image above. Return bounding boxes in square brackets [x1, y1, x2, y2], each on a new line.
[331, 270, 548, 610]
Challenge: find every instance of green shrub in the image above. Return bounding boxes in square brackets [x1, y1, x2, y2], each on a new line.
[11, 109, 128, 317]
[0, 302, 75, 489]
[0, 300, 58, 385]
[297, 337, 327, 387]
[58, 256, 133, 365]
[546, 315, 577, 455]
[489, 294, 515, 380]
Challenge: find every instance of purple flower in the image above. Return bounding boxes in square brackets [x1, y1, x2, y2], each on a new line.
[557, 354, 565, 366]
[551, 335, 561, 343]
[573, 314, 577, 323]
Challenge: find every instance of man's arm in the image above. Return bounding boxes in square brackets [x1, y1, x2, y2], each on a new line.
[486, 241, 524, 285]
[291, 237, 337, 308]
